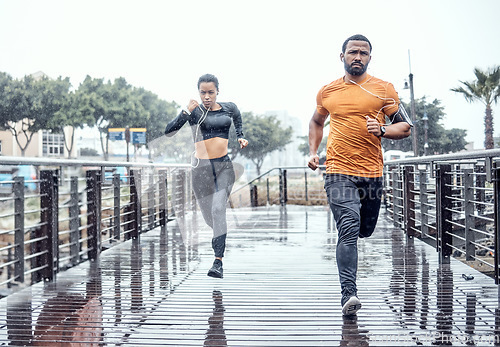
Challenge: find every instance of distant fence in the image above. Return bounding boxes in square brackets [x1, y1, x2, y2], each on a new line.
[384, 149, 500, 283]
[231, 167, 327, 207]
[0, 157, 193, 297]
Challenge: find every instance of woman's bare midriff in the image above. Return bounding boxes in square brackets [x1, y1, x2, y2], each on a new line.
[195, 137, 229, 159]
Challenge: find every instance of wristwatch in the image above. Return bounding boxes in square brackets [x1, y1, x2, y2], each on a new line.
[379, 126, 386, 137]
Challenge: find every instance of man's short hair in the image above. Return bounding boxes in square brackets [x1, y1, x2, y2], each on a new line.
[342, 34, 372, 53]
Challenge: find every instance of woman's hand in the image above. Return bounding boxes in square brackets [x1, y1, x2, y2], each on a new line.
[187, 99, 199, 113]
[238, 138, 249, 149]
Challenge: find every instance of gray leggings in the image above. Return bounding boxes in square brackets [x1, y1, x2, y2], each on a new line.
[324, 174, 383, 294]
[192, 155, 235, 258]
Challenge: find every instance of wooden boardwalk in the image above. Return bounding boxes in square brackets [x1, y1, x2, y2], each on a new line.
[1, 205, 500, 346]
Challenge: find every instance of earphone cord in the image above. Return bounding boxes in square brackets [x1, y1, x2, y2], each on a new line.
[349, 79, 396, 126]
[191, 105, 210, 168]
[332, 79, 398, 169]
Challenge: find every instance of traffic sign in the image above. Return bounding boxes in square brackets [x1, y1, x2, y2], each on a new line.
[108, 128, 125, 141]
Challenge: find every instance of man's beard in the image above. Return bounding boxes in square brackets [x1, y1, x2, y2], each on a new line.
[344, 61, 368, 76]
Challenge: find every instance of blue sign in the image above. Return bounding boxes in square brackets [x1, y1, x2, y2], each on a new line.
[109, 129, 125, 141]
[132, 130, 146, 144]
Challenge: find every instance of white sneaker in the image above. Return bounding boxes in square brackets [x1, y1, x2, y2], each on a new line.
[342, 295, 362, 316]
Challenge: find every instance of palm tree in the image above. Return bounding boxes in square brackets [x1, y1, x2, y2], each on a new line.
[451, 66, 500, 149]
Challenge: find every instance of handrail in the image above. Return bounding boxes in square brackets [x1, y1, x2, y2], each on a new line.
[386, 148, 500, 165]
[0, 156, 191, 168]
[383, 149, 500, 283]
[232, 165, 326, 194]
[0, 157, 195, 296]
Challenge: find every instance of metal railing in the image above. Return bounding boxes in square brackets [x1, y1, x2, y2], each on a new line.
[230, 166, 327, 207]
[4, 148, 500, 295]
[0, 157, 193, 297]
[384, 149, 500, 283]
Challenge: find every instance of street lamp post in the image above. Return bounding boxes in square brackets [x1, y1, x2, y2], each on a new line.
[408, 73, 418, 157]
[422, 111, 428, 156]
[125, 127, 131, 162]
[403, 50, 418, 157]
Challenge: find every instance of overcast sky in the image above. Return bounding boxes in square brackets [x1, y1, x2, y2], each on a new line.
[0, 0, 499, 150]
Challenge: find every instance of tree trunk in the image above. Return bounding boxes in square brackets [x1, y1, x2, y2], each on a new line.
[64, 128, 75, 158]
[484, 104, 494, 149]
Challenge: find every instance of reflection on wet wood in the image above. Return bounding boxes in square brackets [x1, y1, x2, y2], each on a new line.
[0, 206, 499, 346]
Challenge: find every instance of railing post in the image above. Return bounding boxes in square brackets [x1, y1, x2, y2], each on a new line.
[304, 171, 308, 203]
[148, 170, 155, 229]
[279, 169, 288, 206]
[113, 173, 121, 240]
[475, 164, 486, 215]
[250, 185, 258, 207]
[419, 169, 429, 239]
[436, 164, 452, 264]
[403, 165, 415, 237]
[86, 169, 101, 260]
[159, 170, 168, 226]
[130, 169, 142, 240]
[266, 178, 270, 205]
[463, 169, 476, 261]
[393, 168, 402, 228]
[493, 161, 500, 284]
[172, 170, 183, 219]
[188, 170, 196, 213]
[69, 176, 80, 265]
[284, 169, 288, 205]
[40, 170, 58, 281]
[13, 176, 25, 283]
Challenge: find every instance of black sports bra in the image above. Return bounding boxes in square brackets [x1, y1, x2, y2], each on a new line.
[164, 102, 244, 143]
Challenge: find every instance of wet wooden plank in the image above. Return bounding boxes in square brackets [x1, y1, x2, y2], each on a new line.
[0, 205, 499, 346]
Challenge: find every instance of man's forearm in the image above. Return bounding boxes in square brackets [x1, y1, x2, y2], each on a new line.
[308, 120, 323, 155]
[383, 122, 411, 140]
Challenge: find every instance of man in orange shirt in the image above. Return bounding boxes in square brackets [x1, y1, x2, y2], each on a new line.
[308, 34, 411, 316]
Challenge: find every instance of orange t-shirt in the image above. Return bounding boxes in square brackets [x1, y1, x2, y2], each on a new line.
[316, 74, 400, 177]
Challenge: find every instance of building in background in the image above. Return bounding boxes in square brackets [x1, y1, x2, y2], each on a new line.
[260, 110, 305, 171]
[0, 125, 76, 158]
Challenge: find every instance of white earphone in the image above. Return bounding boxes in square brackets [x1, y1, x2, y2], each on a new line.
[191, 105, 210, 168]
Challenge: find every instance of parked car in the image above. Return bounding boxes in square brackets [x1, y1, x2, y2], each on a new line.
[16, 165, 37, 190]
[0, 165, 37, 192]
[104, 166, 128, 183]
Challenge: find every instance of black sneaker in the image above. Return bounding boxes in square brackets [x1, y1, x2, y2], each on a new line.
[341, 289, 361, 316]
[207, 259, 223, 278]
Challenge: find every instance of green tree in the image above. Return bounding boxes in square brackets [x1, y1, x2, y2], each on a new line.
[75, 76, 149, 160]
[74, 76, 110, 158]
[0, 74, 71, 156]
[383, 98, 467, 155]
[235, 112, 293, 176]
[53, 88, 98, 158]
[440, 128, 468, 154]
[451, 66, 500, 149]
[297, 135, 328, 157]
[36, 76, 84, 158]
[0, 75, 36, 156]
[131, 87, 179, 162]
[134, 88, 178, 143]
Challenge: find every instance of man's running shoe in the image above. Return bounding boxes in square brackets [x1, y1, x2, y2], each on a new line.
[207, 259, 223, 278]
[342, 295, 362, 316]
